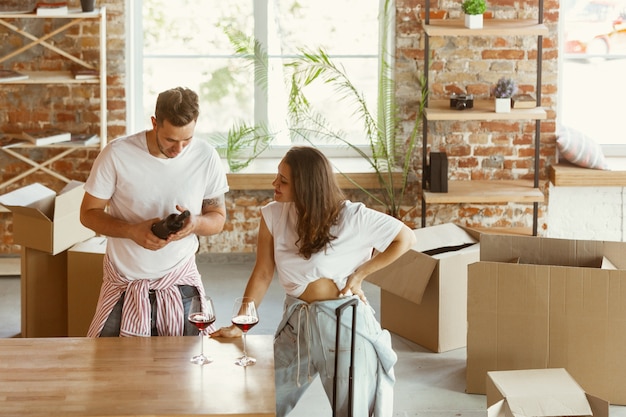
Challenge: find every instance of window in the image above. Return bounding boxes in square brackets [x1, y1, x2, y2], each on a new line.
[559, 0, 626, 156]
[129, 0, 379, 157]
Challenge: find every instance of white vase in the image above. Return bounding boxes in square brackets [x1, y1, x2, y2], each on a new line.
[464, 14, 483, 29]
[495, 97, 511, 113]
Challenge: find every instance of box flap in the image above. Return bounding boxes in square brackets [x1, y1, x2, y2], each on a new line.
[414, 223, 478, 253]
[69, 236, 107, 254]
[487, 400, 512, 417]
[488, 369, 593, 417]
[366, 223, 479, 304]
[365, 249, 437, 304]
[0, 183, 56, 221]
[54, 181, 86, 221]
[601, 256, 617, 269]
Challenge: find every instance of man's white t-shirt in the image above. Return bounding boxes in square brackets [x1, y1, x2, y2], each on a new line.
[84, 130, 229, 280]
[262, 200, 404, 297]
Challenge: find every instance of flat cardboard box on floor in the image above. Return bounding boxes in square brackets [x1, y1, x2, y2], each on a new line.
[486, 368, 609, 417]
[21, 247, 68, 337]
[68, 236, 106, 336]
[366, 223, 480, 353]
[467, 233, 626, 405]
[0, 181, 95, 255]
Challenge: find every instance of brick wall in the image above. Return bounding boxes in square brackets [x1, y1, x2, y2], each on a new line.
[0, 0, 560, 255]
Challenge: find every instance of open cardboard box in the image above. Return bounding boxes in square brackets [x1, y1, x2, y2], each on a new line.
[486, 368, 609, 417]
[467, 233, 626, 405]
[366, 223, 480, 352]
[68, 236, 106, 336]
[0, 181, 95, 255]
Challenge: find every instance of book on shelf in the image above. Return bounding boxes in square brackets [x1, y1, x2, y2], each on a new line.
[71, 67, 99, 80]
[36, 2, 69, 16]
[67, 133, 99, 146]
[512, 94, 538, 109]
[0, 69, 29, 82]
[22, 128, 71, 146]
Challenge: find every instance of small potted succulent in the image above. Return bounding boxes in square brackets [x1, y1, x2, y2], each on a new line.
[462, 0, 487, 29]
[493, 77, 517, 113]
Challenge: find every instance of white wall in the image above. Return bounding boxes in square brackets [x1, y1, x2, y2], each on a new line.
[547, 184, 626, 242]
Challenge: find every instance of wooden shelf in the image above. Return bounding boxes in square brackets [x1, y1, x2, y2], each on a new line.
[0, 9, 100, 19]
[550, 162, 626, 187]
[226, 157, 401, 190]
[423, 19, 549, 37]
[423, 180, 544, 204]
[425, 100, 547, 121]
[0, 70, 99, 84]
[0, 7, 107, 191]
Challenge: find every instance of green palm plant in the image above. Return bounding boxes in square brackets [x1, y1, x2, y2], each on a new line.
[285, 0, 427, 219]
[219, 0, 427, 219]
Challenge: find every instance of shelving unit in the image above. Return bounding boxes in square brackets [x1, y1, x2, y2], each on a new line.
[421, 1, 548, 235]
[0, 7, 107, 197]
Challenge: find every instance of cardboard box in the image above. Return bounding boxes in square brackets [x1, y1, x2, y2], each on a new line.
[0, 181, 95, 255]
[486, 368, 609, 417]
[467, 233, 626, 405]
[68, 236, 106, 336]
[366, 223, 480, 352]
[21, 247, 68, 337]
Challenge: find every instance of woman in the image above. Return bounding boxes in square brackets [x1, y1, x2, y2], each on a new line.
[212, 146, 416, 416]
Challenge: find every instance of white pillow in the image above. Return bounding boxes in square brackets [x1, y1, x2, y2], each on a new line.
[556, 126, 609, 170]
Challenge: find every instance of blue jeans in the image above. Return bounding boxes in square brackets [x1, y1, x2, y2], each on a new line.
[99, 285, 199, 337]
[273, 295, 396, 417]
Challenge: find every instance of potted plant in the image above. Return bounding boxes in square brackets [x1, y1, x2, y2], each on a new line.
[462, 0, 487, 29]
[493, 77, 518, 113]
[220, 0, 427, 222]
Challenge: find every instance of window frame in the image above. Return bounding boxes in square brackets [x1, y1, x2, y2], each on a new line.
[125, 0, 380, 160]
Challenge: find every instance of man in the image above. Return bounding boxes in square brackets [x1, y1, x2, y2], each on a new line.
[80, 86, 228, 337]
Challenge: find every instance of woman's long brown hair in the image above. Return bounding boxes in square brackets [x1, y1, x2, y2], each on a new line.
[283, 146, 345, 259]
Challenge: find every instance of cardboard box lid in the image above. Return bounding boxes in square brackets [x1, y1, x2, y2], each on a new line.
[0, 181, 85, 222]
[0, 183, 56, 221]
[487, 368, 608, 417]
[366, 223, 479, 304]
[69, 236, 107, 255]
[55, 181, 87, 219]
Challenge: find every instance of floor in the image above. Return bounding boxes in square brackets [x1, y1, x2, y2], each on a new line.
[1, 257, 625, 416]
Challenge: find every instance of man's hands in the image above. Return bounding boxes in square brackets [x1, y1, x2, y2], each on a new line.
[136, 205, 193, 251]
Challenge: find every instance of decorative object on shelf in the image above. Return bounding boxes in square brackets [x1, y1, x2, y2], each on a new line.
[461, 0, 487, 29]
[512, 93, 537, 109]
[80, 0, 95, 12]
[35, 1, 68, 16]
[68, 133, 99, 146]
[71, 67, 98, 80]
[0, 69, 28, 82]
[428, 152, 449, 193]
[556, 126, 610, 170]
[493, 77, 517, 113]
[22, 128, 71, 145]
[449, 93, 474, 110]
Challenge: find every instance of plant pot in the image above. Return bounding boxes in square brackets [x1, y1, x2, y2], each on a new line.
[495, 97, 511, 113]
[464, 14, 483, 29]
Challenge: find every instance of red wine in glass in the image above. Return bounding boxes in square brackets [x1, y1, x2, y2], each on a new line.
[231, 315, 258, 332]
[188, 312, 216, 331]
[188, 296, 216, 365]
[232, 297, 258, 366]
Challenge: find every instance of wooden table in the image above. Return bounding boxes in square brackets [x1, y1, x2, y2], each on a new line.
[0, 335, 275, 416]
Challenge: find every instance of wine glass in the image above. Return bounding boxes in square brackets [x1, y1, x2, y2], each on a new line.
[188, 295, 216, 365]
[231, 297, 259, 366]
